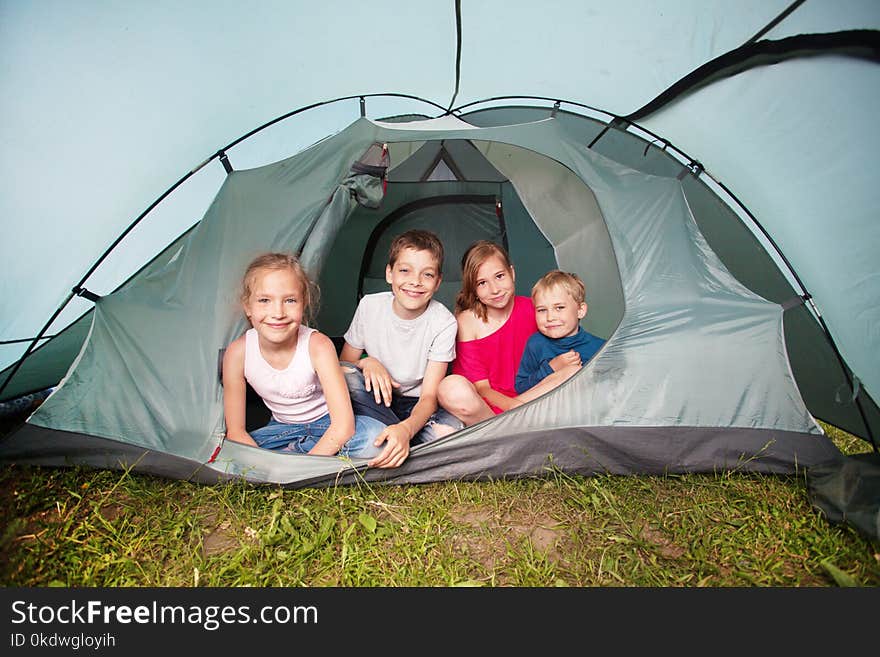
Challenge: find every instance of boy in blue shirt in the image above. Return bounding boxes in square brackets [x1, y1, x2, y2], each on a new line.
[514, 270, 605, 394]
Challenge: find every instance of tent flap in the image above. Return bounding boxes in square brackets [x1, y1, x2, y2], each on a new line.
[808, 452, 880, 541]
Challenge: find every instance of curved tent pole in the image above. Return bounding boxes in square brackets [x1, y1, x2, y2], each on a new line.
[616, 23, 880, 449]
[453, 93, 880, 452]
[705, 181, 877, 453]
[453, 94, 610, 119]
[623, 29, 880, 124]
[3, 89, 876, 450]
[216, 93, 449, 154]
[453, 93, 878, 450]
[0, 93, 449, 400]
[0, 167, 202, 399]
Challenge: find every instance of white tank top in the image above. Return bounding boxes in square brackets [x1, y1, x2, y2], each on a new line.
[243, 325, 329, 424]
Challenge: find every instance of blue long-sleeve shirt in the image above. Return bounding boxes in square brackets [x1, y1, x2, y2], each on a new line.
[514, 327, 605, 394]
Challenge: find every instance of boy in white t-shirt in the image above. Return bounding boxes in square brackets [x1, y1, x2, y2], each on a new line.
[340, 229, 463, 468]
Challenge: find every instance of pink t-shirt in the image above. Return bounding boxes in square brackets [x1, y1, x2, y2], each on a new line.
[452, 296, 537, 414]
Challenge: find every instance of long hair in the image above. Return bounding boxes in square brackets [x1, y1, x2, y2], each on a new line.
[240, 252, 320, 326]
[454, 240, 513, 322]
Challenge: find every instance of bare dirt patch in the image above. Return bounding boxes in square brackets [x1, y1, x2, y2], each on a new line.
[97, 503, 125, 522]
[638, 523, 686, 560]
[202, 522, 240, 557]
[450, 502, 567, 567]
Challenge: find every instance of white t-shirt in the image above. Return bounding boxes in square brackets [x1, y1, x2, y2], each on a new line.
[343, 291, 456, 397]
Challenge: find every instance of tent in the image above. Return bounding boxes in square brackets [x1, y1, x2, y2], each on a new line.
[1, 3, 878, 503]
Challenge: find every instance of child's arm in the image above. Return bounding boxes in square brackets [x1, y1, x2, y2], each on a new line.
[368, 359, 448, 468]
[514, 343, 543, 394]
[307, 332, 356, 456]
[474, 379, 523, 412]
[221, 337, 258, 447]
[339, 342, 400, 407]
[516, 347, 580, 394]
[338, 342, 363, 363]
[515, 363, 581, 404]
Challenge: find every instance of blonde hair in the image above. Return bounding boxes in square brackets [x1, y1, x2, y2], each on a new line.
[531, 269, 586, 305]
[240, 252, 320, 325]
[455, 240, 514, 322]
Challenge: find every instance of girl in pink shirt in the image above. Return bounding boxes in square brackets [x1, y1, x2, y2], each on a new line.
[452, 295, 536, 414]
[439, 241, 564, 426]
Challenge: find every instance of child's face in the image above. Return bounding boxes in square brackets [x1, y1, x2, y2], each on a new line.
[474, 255, 516, 312]
[533, 285, 586, 339]
[385, 247, 442, 319]
[243, 267, 305, 347]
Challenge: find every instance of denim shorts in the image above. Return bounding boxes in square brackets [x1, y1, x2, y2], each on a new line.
[340, 362, 464, 444]
[249, 413, 386, 459]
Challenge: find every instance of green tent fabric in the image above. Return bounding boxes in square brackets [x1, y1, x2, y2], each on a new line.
[807, 453, 880, 541]
[0, 113, 850, 487]
[1, 4, 877, 545]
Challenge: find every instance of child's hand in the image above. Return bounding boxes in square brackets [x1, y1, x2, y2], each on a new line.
[549, 350, 581, 371]
[368, 422, 412, 468]
[554, 363, 582, 386]
[359, 357, 400, 407]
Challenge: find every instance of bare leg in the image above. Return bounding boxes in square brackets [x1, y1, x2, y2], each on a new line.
[437, 374, 495, 427]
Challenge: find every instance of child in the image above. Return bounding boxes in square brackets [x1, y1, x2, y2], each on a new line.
[222, 252, 386, 458]
[515, 270, 605, 394]
[438, 241, 573, 427]
[438, 243, 588, 426]
[339, 229, 463, 469]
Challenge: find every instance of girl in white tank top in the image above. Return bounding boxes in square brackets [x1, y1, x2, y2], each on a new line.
[221, 253, 384, 458]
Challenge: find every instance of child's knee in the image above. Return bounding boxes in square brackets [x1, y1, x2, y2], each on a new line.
[438, 374, 467, 405]
[438, 375, 476, 413]
[343, 415, 386, 459]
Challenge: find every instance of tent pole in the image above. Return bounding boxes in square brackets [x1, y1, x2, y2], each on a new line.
[2, 94, 449, 400]
[622, 30, 880, 124]
[747, 0, 806, 44]
[0, 291, 75, 399]
[445, 0, 463, 113]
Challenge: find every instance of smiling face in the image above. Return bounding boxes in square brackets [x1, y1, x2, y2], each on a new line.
[385, 247, 442, 319]
[243, 266, 305, 348]
[474, 254, 516, 313]
[533, 284, 586, 339]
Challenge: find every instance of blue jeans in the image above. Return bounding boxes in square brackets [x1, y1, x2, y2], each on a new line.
[340, 362, 464, 444]
[250, 413, 386, 459]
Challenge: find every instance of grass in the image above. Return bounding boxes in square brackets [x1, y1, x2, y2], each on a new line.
[0, 420, 877, 587]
